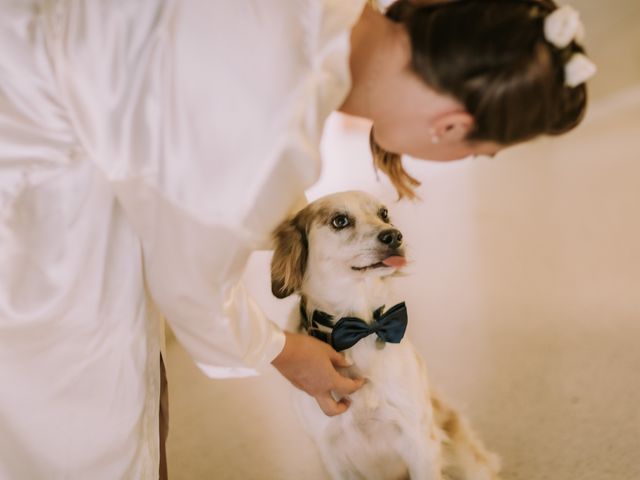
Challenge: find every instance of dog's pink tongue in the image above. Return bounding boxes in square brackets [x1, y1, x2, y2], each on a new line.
[382, 256, 407, 268]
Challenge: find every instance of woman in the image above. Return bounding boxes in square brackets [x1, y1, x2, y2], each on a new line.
[0, 0, 594, 478]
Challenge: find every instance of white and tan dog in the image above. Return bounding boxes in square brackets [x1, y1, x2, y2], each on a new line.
[271, 191, 501, 480]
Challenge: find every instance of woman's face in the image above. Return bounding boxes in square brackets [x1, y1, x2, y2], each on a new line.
[373, 119, 503, 162]
[372, 64, 504, 162]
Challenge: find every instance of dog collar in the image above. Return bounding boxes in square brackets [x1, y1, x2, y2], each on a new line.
[299, 300, 408, 352]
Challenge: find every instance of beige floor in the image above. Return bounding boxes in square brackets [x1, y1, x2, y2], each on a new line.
[167, 3, 640, 479]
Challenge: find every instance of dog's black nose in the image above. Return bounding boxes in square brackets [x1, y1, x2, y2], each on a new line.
[377, 229, 403, 248]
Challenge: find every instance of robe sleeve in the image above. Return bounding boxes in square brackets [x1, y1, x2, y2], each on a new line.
[54, 0, 366, 376]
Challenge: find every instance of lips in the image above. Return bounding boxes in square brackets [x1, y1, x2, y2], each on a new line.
[351, 254, 407, 271]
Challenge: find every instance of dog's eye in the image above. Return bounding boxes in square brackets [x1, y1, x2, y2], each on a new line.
[331, 214, 351, 229]
[379, 208, 389, 222]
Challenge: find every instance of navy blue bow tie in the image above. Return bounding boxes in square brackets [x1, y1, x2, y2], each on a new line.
[301, 302, 408, 352]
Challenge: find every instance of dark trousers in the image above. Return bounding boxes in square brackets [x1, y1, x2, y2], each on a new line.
[159, 354, 169, 480]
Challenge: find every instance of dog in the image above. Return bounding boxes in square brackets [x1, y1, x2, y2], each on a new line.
[270, 191, 501, 480]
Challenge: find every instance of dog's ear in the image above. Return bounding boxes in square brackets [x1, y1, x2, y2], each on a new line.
[271, 213, 308, 299]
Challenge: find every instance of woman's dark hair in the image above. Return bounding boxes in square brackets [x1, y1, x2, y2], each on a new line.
[373, 0, 590, 198]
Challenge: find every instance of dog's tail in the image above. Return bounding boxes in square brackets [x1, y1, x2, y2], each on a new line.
[431, 392, 502, 480]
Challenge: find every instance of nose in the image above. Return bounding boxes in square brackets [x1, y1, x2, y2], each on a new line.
[377, 229, 403, 249]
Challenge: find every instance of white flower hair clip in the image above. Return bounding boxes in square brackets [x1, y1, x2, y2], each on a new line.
[564, 53, 597, 88]
[543, 5, 597, 88]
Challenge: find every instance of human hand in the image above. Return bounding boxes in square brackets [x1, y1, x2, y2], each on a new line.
[271, 331, 366, 416]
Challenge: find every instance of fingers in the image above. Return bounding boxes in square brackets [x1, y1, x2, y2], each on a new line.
[272, 332, 367, 416]
[332, 373, 366, 396]
[329, 350, 353, 369]
[316, 393, 351, 417]
[327, 349, 366, 396]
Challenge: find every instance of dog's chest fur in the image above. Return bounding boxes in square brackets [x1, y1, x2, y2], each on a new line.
[343, 335, 430, 428]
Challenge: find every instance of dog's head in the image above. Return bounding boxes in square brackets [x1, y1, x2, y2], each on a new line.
[271, 191, 406, 299]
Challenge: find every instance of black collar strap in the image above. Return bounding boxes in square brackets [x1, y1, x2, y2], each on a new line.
[299, 299, 408, 352]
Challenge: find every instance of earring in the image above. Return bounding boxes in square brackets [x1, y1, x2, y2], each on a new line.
[429, 128, 440, 144]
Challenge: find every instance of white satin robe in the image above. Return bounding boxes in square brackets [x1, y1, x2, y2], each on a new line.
[0, 0, 366, 477]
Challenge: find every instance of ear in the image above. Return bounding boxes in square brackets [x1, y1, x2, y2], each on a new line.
[270, 215, 308, 299]
[432, 111, 474, 143]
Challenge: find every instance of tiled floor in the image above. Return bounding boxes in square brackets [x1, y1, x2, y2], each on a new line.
[167, 3, 640, 479]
